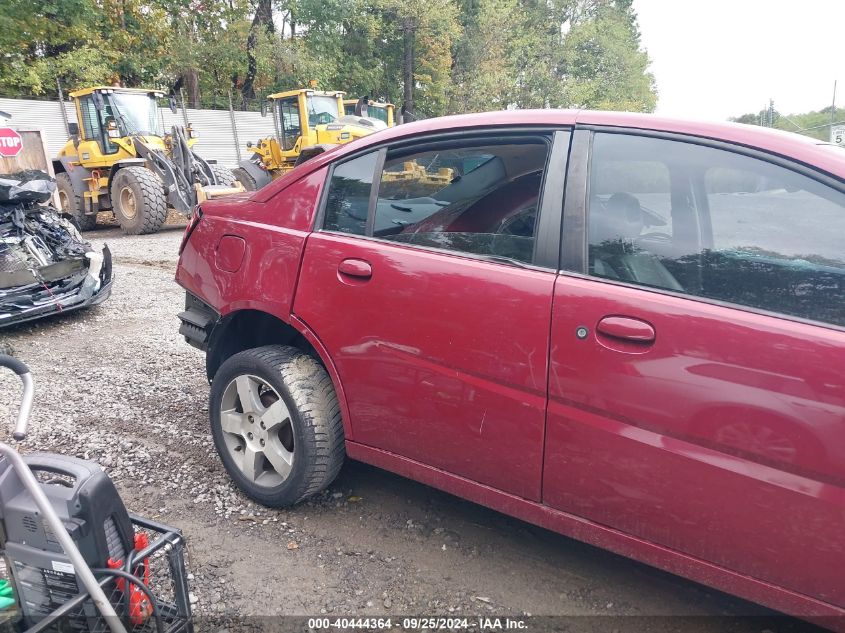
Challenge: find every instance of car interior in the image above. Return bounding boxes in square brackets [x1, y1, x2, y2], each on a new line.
[373, 141, 550, 263]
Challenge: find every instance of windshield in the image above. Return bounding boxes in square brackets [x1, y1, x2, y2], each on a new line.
[104, 92, 162, 137]
[306, 95, 339, 126]
[368, 105, 389, 124]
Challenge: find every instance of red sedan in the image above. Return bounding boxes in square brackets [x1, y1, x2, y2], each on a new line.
[176, 109, 845, 626]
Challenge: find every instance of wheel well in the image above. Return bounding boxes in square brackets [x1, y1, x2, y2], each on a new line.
[206, 310, 320, 381]
[52, 160, 66, 175]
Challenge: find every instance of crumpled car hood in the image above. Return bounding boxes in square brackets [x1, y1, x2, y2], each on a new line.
[0, 171, 113, 328]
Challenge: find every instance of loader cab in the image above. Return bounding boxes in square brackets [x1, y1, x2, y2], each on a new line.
[343, 99, 396, 127]
[69, 87, 165, 164]
[270, 89, 345, 152]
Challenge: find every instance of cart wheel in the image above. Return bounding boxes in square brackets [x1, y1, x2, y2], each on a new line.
[209, 345, 345, 507]
[110, 167, 167, 235]
[56, 173, 96, 231]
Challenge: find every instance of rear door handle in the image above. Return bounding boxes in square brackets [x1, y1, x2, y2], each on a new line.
[338, 258, 372, 280]
[596, 316, 655, 344]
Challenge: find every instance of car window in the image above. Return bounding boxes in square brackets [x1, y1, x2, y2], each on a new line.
[372, 140, 550, 264]
[322, 152, 379, 235]
[587, 132, 845, 326]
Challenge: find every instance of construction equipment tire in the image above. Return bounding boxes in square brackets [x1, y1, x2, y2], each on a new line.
[211, 165, 239, 187]
[110, 167, 167, 235]
[56, 173, 96, 231]
[232, 167, 258, 192]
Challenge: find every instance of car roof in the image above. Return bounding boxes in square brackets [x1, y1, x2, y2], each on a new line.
[252, 109, 845, 203]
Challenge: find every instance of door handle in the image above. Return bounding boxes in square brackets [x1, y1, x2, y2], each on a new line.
[338, 258, 372, 280]
[596, 316, 655, 344]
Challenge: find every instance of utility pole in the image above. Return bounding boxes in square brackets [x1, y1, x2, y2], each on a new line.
[56, 78, 69, 136]
[831, 80, 837, 140]
[402, 17, 416, 121]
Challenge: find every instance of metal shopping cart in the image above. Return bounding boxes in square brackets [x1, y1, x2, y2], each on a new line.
[0, 354, 193, 633]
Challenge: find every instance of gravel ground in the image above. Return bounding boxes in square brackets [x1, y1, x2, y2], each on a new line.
[0, 220, 820, 632]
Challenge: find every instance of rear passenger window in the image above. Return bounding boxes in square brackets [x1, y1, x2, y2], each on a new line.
[372, 139, 550, 264]
[323, 152, 379, 235]
[587, 133, 845, 326]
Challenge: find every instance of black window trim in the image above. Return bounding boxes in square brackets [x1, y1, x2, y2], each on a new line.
[566, 124, 845, 332]
[315, 126, 573, 271]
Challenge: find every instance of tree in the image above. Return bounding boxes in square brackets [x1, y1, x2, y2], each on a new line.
[559, 1, 657, 112]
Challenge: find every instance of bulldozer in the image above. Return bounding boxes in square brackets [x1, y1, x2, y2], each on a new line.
[54, 86, 243, 235]
[233, 89, 388, 191]
[343, 98, 396, 127]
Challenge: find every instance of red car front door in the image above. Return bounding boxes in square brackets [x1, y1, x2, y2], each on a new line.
[294, 131, 569, 500]
[544, 129, 845, 608]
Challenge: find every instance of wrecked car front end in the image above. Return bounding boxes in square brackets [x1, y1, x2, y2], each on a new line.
[0, 171, 113, 328]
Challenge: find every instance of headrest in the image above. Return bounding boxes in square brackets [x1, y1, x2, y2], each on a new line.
[589, 192, 644, 245]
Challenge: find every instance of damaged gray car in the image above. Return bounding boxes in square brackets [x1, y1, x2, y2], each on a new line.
[0, 170, 112, 327]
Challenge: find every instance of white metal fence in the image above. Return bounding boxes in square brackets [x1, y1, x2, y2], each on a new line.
[0, 97, 269, 168]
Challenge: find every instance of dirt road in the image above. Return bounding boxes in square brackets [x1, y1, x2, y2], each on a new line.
[0, 224, 817, 632]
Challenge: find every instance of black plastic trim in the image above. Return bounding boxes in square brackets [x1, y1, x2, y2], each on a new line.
[560, 129, 591, 273]
[365, 148, 387, 237]
[534, 130, 572, 269]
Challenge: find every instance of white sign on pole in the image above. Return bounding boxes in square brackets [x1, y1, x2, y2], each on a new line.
[832, 126, 845, 146]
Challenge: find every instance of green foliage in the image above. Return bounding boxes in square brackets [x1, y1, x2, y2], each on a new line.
[0, 0, 657, 116]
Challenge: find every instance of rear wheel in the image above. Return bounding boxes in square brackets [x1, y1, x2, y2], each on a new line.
[209, 345, 345, 507]
[56, 173, 96, 231]
[232, 167, 259, 191]
[110, 167, 167, 235]
[211, 165, 238, 187]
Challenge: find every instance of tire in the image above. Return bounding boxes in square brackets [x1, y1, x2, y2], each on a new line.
[232, 167, 258, 192]
[56, 173, 96, 231]
[209, 345, 345, 507]
[110, 167, 167, 235]
[211, 165, 238, 187]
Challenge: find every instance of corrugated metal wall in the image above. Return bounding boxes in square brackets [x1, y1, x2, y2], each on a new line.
[0, 97, 271, 168]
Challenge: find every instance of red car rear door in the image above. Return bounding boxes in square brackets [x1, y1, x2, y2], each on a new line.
[294, 130, 571, 500]
[544, 128, 845, 607]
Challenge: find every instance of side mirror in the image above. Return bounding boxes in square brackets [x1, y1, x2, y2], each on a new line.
[260, 102, 268, 118]
[169, 96, 178, 114]
[92, 91, 104, 111]
[68, 122, 79, 136]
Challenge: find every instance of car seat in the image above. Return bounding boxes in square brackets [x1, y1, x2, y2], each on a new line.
[589, 193, 683, 291]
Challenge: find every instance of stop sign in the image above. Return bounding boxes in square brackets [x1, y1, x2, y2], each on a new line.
[0, 128, 23, 157]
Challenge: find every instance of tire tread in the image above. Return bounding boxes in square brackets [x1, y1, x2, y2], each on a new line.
[211, 345, 345, 507]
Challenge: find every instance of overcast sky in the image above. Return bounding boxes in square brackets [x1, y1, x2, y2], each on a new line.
[633, 0, 844, 121]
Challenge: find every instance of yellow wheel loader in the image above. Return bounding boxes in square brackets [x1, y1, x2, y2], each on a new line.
[343, 98, 396, 127]
[233, 89, 388, 191]
[54, 86, 243, 235]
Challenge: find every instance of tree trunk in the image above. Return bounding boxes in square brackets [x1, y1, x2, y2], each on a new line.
[402, 17, 415, 119]
[242, 0, 275, 108]
[184, 70, 200, 109]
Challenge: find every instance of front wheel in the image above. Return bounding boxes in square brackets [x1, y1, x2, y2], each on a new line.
[110, 167, 167, 235]
[209, 345, 345, 507]
[56, 173, 96, 231]
[232, 167, 258, 192]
